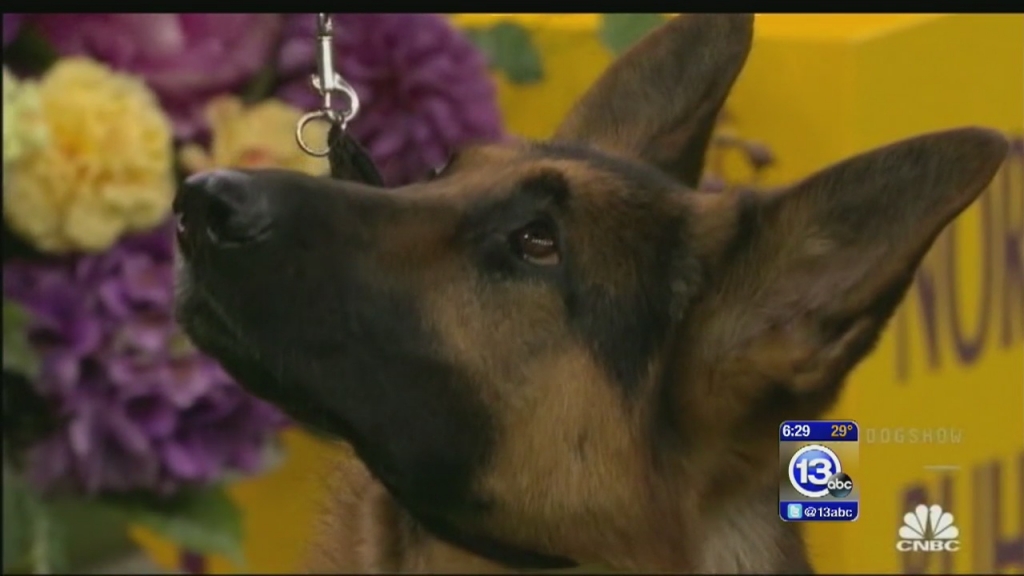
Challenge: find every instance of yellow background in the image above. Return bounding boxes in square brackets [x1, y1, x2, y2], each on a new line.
[132, 14, 1024, 574]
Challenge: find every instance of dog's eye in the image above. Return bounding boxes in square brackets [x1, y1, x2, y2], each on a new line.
[510, 220, 560, 266]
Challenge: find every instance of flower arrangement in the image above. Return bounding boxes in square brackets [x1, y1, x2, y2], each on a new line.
[4, 58, 175, 254]
[31, 14, 283, 140]
[2, 12, 504, 574]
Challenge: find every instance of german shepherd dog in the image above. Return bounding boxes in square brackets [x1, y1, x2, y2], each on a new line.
[173, 14, 1008, 574]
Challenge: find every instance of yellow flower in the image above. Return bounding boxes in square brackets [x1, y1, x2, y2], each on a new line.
[3, 58, 174, 254]
[2, 68, 49, 168]
[179, 96, 329, 176]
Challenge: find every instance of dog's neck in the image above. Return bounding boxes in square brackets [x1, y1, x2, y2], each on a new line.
[306, 451, 813, 574]
[537, 490, 805, 574]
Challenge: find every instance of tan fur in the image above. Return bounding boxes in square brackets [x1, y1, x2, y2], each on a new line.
[306, 450, 513, 573]
[308, 447, 815, 573]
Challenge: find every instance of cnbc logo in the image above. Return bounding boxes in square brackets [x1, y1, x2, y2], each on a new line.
[788, 444, 854, 498]
[896, 504, 961, 552]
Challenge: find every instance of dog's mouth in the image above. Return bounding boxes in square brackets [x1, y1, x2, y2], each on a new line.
[175, 282, 246, 365]
[174, 264, 346, 438]
[174, 270, 265, 388]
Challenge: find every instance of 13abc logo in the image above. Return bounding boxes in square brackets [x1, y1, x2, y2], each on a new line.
[788, 444, 854, 498]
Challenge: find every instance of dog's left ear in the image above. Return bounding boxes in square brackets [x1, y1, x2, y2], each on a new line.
[682, 128, 1008, 397]
[552, 14, 754, 188]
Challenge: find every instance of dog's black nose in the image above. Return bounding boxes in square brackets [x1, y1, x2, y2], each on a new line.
[174, 169, 272, 251]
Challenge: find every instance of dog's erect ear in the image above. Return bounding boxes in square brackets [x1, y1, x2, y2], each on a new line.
[686, 128, 1008, 396]
[552, 14, 754, 188]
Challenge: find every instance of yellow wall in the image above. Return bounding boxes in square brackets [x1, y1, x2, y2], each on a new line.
[130, 429, 341, 573]
[133, 14, 1024, 574]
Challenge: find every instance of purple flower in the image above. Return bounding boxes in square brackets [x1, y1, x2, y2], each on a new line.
[32, 14, 282, 140]
[276, 14, 505, 186]
[3, 13, 24, 47]
[4, 222, 288, 497]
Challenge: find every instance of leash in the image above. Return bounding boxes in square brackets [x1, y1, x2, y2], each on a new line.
[295, 13, 384, 186]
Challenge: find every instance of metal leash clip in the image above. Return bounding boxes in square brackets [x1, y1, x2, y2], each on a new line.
[296, 13, 361, 157]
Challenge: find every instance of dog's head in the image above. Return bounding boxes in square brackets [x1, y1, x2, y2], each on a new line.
[173, 14, 1007, 570]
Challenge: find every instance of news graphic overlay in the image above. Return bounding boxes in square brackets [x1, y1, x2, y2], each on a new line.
[779, 420, 860, 522]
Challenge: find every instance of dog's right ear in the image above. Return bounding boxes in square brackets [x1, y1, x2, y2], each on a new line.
[681, 128, 1008, 407]
[552, 14, 754, 188]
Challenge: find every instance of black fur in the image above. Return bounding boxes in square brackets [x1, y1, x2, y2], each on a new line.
[176, 170, 493, 515]
[533, 142, 692, 394]
[563, 230, 678, 395]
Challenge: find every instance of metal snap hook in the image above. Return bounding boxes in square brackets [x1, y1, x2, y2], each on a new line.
[295, 109, 336, 157]
[295, 13, 363, 158]
[295, 82, 360, 157]
[310, 73, 361, 124]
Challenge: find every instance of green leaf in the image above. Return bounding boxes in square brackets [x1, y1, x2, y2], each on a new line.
[3, 300, 40, 379]
[598, 14, 668, 55]
[28, 499, 69, 574]
[465, 22, 544, 85]
[3, 462, 32, 571]
[100, 486, 245, 566]
[4, 27, 61, 76]
[8, 481, 71, 575]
